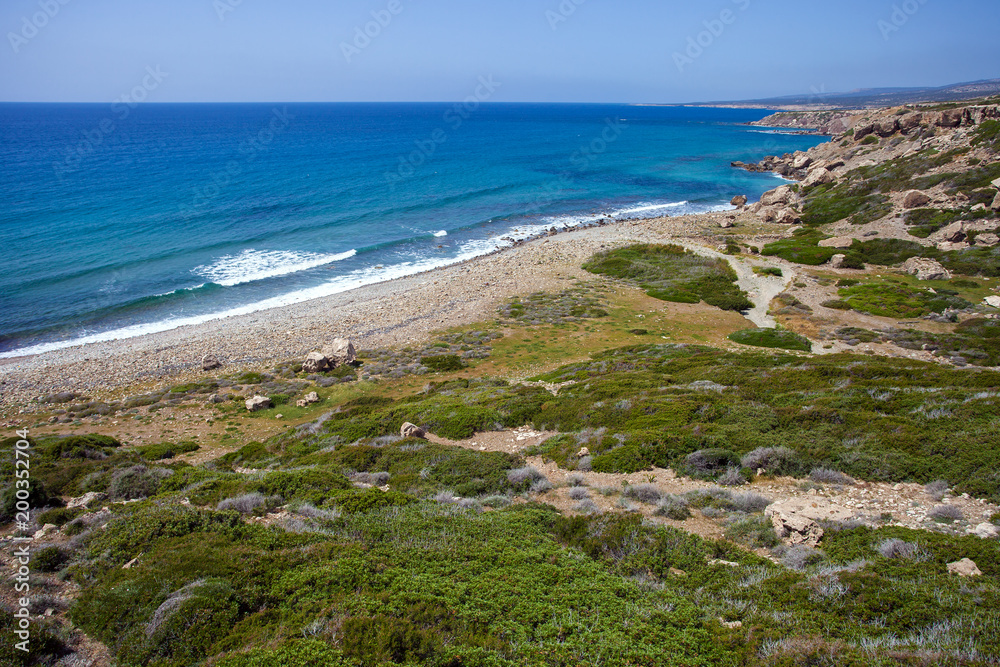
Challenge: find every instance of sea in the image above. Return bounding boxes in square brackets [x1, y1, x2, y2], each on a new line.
[0, 103, 826, 358]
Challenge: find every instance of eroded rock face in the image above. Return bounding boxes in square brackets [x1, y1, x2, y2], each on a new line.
[792, 154, 812, 170]
[902, 190, 932, 209]
[947, 558, 982, 577]
[992, 191, 1000, 211]
[302, 352, 330, 373]
[975, 233, 999, 247]
[901, 257, 952, 281]
[775, 208, 800, 225]
[246, 395, 272, 412]
[874, 118, 899, 137]
[400, 422, 426, 439]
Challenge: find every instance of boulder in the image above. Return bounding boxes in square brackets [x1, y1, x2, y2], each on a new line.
[947, 558, 982, 577]
[818, 236, 855, 248]
[775, 208, 800, 225]
[974, 522, 999, 539]
[755, 207, 779, 223]
[991, 177, 1000, 190]
[201, 354, 222, 371]
[792, 154, 812, 170]
[830, 254, 847, 269]
[971, 203, 987, 212]
[760, 185, 794, 207]
[898, 112, 923, 133]
[400, 422, 426, 439]
[206, 393, 230, 404]
[975, 233, 999, 247]
[768, 510, 824, 547]
[577, 447, 590, 457]
[992, 191, 1000, 211]
[323, 338, 357, 366]
[803, 168, 835, 188]
[874, 117, 899, 137]
[985, 296, 1000, 309]
[730, 194, 748, 207]
[936, 241, 970, 252]
[902, 257, 952, 281]
[853, 123, 875, 142]
[936, 110, 963, 128]
[295, 391, 320, 408]
[718, 218, 735, 229]
[246, 395, 272, 412]
[302, 352, 330, 373]
[902, 190, 932, 209]
[67, 491, 107, 509]
[937, 221, 966, 243]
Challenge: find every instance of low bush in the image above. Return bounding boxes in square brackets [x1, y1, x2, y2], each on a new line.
[741, 446, 799, 476]
[724, 516, 779, 548]
[876, 538, 924, 560]
[622, 483, 663, 504]
[728, 328, 812, 352]
[108, 465, 167, 500]
[216, 492, 280, 515]
[927, 504, 963, 523]
[810, 468, 855, 486]
[420, 354, 466, 372]
[924, 480, 949, 501]
[654, 494, 691, 520]
[685, 449, 740, 477]
[135, 441, 200, 461]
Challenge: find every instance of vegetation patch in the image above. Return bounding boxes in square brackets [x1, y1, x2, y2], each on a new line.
[837, 282, 971, 318]
[583, 244, 752, 311]
[728, 328, 813, 352]
[499, 285, 610, 324]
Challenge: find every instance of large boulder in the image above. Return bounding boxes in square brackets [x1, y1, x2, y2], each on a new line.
[323, 338, 357, 366]
[902, 190, 932, 209]
[730, 194, 748, 207]
[936, 110, 963, 128]
[803, 168, 835, 188]
[936, 241, 969, 252]
[67, 491, 107, 510]
[853, 123, 875, 142]
[974, 522, 999, 539]
[760, 185, 794, 207]
[246, 395, 272, 412]
[201, 354, 222, 371]
[902, 257, 952, 281]
[755, 207, 779, 223]
[400, 422, 426, 439]
[792, 153, 812, 170]
[830, 254, 847, 269]
[992, 191, 1000, 211]
[936, 221, 966, 243]
[947, 558, 982, 577]
[975, 233, 999, 247]
[898, 112, 923, 133]
[818, 236, 854, 248]
[302, 352, 330, 373]
[875, 117, 899, 137]
[775, 208, 800, 225]
[985, 296, 1000, 309]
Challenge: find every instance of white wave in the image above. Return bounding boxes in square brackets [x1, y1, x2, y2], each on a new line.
[611, 201, 688, 216]
[193, 248, 357, 287]
[433, 230, 448, 237]
[154, 283, 206, 298]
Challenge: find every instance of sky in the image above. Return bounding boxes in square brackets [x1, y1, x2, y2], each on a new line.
[1, 0, 998, 104]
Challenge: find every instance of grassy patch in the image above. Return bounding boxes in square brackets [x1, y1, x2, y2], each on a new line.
[584, 244, 752, 311]
[838, 283, 971, 318]
[728, 328, 812, 352]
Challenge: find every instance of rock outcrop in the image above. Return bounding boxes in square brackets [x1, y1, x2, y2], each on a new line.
[818, 236, 854, 248]
[765, 498, 853, 547]
[302, 352, 330, 373]
[901, 257, 952, 281]
[323, 338, 357, 366]
[902, 190, 932, 209]
[974, 522, 999, 539]
[246, 395, 272, 412]
[802, 167, 834, 188]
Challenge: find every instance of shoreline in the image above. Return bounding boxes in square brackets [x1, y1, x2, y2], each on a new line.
[0, 207, 776, 409]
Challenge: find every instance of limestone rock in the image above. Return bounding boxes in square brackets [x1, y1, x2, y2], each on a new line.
[971, 203, 987, 212]
[992, 191, 1000, 211]
[902, 190, 932, 209]
[975, 233, 999, 247]
[803, 167, 834, 188]
[323, 338, 357, 366]
[201, 354, 222, 371]
[853, 123, 874, 142]
[947, 558, 982, 577]
[756, 206, 778, 223]
[760, 185, 795, 207]
[719, 218, 735, 229]
[775, 208, 800, 225]
[206, 393, 230, 404]
[936, 110, 963, 128]
[936, 241, 970, 252]
[730, 194, 748, 207]
[818, 236, 854, 248]
[830, 254, 847, 269]
[874, 117, 899, 137]
[768, 510, 824, 547]
[902, 257, 952, 281]
[246, 395, 272, 412]
[985, 296, 1000, 309]
[937, 221, 966, 243]
[974, 522, 999, 539]
[33, 524, 59, 539]
[400, 422, 426, 439]
[302, 352, 329, 373]
[577, 447, 590, 457]
[899, 112, 923, 133]
[295, 391, 320, 408]
[992, 177, 1000, 190]
[66, 491, 107, 509]
[765, 498, 852, 547]
[792, 154, 812, 170]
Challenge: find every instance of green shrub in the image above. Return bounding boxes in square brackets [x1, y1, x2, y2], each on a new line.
[860, 135, 878, 145]
[761, 232, 837, 265]
[108, 465, 164, 500]
[328, 488, 416, 513]
[135, 441, 200, 461]
[0, 478, 59, 521]
[34, 546, 70, 572]
[36, 506, 83, 527]
[420, 354, 466, 372]
[838, 283, 971, 318]
[728, 328, 812, 352]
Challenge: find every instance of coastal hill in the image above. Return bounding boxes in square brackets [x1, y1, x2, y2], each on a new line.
[3, 98, 1000, 666]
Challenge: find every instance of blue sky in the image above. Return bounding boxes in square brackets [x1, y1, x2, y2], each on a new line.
[1, 0, 997, 103]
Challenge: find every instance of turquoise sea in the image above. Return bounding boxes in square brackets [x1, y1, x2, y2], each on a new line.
[0, 103, 825, 357]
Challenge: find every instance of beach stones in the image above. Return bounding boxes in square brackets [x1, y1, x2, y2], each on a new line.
[201, 354, 222, 371]
[400, 422, 426, 439]
[323, 338, 357, 366]
[246, 395, 272, 412]
[302, 352, 330, 373]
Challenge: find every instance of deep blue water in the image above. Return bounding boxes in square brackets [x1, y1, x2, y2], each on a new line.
[0, 103, 825, 357]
